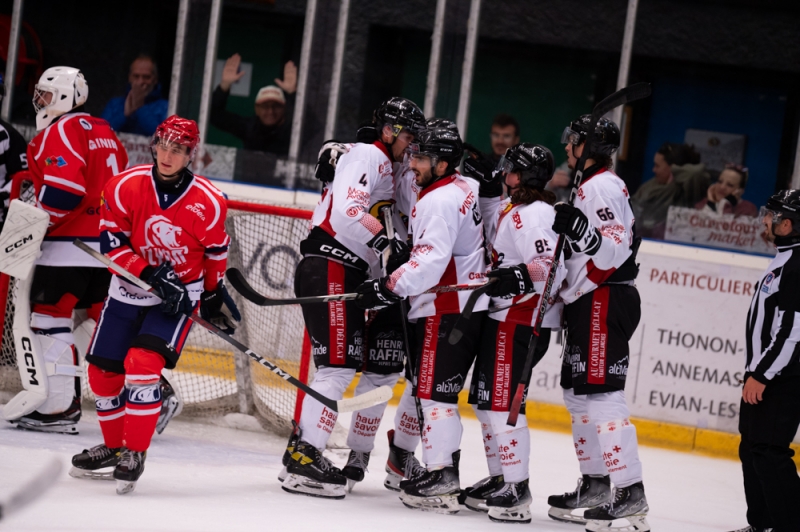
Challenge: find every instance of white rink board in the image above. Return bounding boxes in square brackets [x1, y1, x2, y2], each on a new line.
[527, 240, 799, 440]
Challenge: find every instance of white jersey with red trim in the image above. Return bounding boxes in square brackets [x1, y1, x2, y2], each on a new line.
[562, 168, 635, 304]
[310, 141, 395, 275]
[101, 165, 229, 306]
[487, 198, 565, 328]
[387, 172, 489, 320]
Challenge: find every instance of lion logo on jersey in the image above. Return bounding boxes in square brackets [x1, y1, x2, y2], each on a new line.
[141, 215, 189, 265]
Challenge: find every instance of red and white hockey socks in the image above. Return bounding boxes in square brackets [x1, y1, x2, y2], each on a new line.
[563, 388, 606, 476]
[420, 399, 462, 469]
[474, 407, 503, 477]
[487, 410, 529, 483]
[298, 366, 356, 450]
[393, 381, 422, 452]
[88, 364, 125, 449]
[347, 372, 401, 452]
[587, 391, 643, 488]
[122, 349, 165, 452]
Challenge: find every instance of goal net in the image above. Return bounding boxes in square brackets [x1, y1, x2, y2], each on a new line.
[0, 175, 313, 437]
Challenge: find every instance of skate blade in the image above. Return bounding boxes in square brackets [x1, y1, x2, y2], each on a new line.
[399, 492, 460, 514]
[548, 506, 588, 524]
[585, 515, 650, 532]
[346, 479, 359, 493]
[281, 473, 346, 500]
[69, 466, 115, 481]
[464, 495, 489, 512]
[12, 420, 79, 435]
[116, 479, 137, 495]
[277, 466, 288, 483]
[488, 504, 532, 524]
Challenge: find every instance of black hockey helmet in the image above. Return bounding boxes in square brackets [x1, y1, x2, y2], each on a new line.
[561, 114, 620, 156]
[762, 189, 800, 230]
[373, 97, 426, 138]
[426, 117, 459, 133]
[498, 143, 554, 189]
[407, 126, 463, 175]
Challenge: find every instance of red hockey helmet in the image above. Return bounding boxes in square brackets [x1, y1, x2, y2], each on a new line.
[152, 115, 200, 161]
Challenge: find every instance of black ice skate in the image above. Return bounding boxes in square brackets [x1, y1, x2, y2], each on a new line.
[727, 527, 773, 532]
[486, 479, 532, 524]
[399, 451, 461, 515]
[584, 481, 649, 532]
[155, 374, 183, 435]
[341, 450, 370, 492]
[113, 448, 146, 495]
[69, 443, 122, 480]
[11, 397, 81, 435]
[462, 474, 504, 512]
[384, 429, 426, 491]
[278, 421, 301, 482]
[282, 441, 347, 499]
[548, 474, 611, 524]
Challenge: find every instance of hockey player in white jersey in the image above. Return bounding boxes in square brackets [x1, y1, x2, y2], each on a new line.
[355, 126, 489, 514]
[464, 143, 565, 523]
[547, 115, 649, 531]
[282, 97, 424, 500]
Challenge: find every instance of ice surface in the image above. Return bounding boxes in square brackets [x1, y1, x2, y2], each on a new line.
[0, 406, 746, 531]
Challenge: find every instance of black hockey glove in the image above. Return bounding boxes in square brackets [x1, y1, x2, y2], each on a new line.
[463, 143, 503, 198]
[200, 281, 241, 335]
[355, 277, 401, 310]
[552, 203, 601, 255]
[356, 122, 379, 144]
[386, 238, 410, 275]
[486, 264, 535, 298]
[148, 263, 193, 316]
[314, 140, 349, 183]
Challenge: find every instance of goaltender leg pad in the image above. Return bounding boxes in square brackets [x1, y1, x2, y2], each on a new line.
[0, 198, 48, 280]
[346, 371, 401, 452]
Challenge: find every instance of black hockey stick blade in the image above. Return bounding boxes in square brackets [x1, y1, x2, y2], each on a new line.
[227, 268, 358, 305]
[0, 457, 62, 521]
[592, 82, 651, 117]
[448, 279, 495, 345]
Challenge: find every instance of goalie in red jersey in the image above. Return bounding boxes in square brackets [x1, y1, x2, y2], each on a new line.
[69, 116, 240, 495]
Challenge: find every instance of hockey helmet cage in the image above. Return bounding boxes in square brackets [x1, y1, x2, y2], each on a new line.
[561, 114, 620, 156]
[33, 66, 89, 131]
[374, 97, 426, 138]
[153, 115, 200, 160]
[762, 189, 800, 230]
[498, 143, 555, 189]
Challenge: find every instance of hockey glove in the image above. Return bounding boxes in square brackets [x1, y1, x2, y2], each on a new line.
[355, 277, 401, 310]
[200, 281, 242, 335]
[552, 203, 601, 255]
[486, 264, 535, 298]
[463, 143, 503, 198]
[314, 140, 350, 183]
[356, 122, 378, 143]
[148, 263, 193, 316]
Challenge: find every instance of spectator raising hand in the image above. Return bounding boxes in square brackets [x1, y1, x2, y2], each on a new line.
[274, 60, 297, 95]
[220, 53, 246, 92]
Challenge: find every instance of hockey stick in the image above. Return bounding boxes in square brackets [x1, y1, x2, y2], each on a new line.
[72, 240, 392, 414]
[0, 457, 62, 521]
[447, 278, 495, 345]
[505, 82, 651, 426]
[381, 207, 424, 438]
[226, 267, 486, 306]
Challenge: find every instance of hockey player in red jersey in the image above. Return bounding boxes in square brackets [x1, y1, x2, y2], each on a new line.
[3, 67, 129, 434]
[547, 115, 649, 531]
[69, 116, 240, 495]
[282, 97, 424, 500]
[356, 126, 489, 514]
[464, 143, 565, 523]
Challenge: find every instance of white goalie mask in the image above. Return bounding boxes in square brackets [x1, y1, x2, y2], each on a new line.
[33, 66, 89, 131]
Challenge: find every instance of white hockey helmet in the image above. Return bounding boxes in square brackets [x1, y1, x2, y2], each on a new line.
[33, 66, 89, 131]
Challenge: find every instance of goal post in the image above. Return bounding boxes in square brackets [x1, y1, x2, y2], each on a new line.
[0, 173, 314, 436]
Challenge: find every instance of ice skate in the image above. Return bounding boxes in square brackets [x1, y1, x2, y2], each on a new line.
[69, 443, 122, 480]
[278, 421, 301, 482]
[155, 373, 183, 434]
[486, 479, 532, 524]
[584, 482, 649, 532]
[11, 398, 81, 435]
[341, 450, 370, 492]
[384, 429, 426, 491]
[282, 441, 347, 499]
[114, 449, 146, 495]
[727, 527, 773, 532]
[548, 474, 611, 524]
[463, 474, 504, 512]
[399, 451, 461, 515]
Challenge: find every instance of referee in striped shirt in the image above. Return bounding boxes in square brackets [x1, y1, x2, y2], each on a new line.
[736, 190, 800, 532]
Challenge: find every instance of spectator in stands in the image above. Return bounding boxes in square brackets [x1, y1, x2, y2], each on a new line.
[631, 142, 710, 239]
[210, 53, 296, 155]
[101, 55, 168, 136]
[695, 163, 757, 217]
[489, 113, 520, 162]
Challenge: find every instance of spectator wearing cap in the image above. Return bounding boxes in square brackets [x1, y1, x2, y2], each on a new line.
[210, 53, 297, 155]
[695, 163, 758, 217]
[101, 54, 168, 136]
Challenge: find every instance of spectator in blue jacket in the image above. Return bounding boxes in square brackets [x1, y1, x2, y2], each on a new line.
[101, 55, 168, 136]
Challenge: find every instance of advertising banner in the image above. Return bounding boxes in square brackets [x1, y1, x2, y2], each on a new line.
[665, 206, 772, 255]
